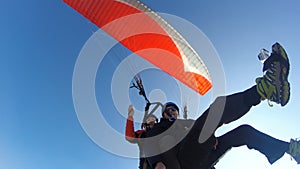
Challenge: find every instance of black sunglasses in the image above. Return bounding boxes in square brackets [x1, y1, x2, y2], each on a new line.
[165, 107, 177, 112]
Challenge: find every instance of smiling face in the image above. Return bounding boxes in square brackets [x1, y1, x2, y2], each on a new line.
[163, 106, 179, 119]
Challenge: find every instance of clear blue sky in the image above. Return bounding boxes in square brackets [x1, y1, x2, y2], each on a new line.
[1, 0, 300, 169]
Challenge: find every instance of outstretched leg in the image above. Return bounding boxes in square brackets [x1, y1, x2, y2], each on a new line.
[208, 124, 289, 167]
[179, 42, 291, 169]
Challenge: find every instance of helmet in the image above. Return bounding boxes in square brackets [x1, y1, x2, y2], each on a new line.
[162, 102, 179, 116]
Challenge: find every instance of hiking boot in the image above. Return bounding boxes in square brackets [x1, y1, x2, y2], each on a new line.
[256, 42, 290, 106]
[287, 139, 300, 164]
[256, 76, 280, 106]
[267, 42, 290, 106]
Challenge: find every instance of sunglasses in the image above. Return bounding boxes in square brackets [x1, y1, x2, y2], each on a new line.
[165, 107, 177, 112]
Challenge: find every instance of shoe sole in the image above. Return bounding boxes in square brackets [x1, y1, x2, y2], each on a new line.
[272, 43, 290, 106]
[264, 42, 290, 106]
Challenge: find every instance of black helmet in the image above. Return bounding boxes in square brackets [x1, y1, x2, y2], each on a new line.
[162, 102, 179, 116]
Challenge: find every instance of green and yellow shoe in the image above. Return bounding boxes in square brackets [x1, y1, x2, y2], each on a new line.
[256, 42, 290, 106]
[256, 76, 279, 106]
[287, 139, 300, 164]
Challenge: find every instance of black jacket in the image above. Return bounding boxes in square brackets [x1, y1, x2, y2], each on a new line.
[144, 118, 195, 168]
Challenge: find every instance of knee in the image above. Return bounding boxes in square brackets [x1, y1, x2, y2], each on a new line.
[213, 96, 226, 104]
[210, 96, 227, 112]
[227, 124, 256, 142]
[236, 124, 255, 133]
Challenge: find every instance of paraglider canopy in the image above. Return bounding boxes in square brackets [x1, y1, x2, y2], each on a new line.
[63, 0, 212, 95]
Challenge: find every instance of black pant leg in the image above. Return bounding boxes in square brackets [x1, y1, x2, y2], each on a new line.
[218, 85, 261, 125]
[208, 124, 289, 167]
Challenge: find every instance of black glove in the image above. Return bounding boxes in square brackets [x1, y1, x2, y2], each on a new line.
[145, 102, 151, 111]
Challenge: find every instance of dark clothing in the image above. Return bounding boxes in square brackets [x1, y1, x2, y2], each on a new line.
[145, 85, 289, 169]
[208, 124, 289, 167]
[145, 118, 196, 169]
